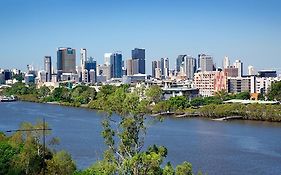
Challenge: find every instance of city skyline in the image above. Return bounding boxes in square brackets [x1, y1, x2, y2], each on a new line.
[0, 0, 281, 72]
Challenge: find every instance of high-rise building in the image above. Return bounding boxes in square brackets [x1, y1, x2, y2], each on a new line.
[233, 60, 243, 77]
[152, 61, 158, 78]
[223, 56, 230, 69]
[89, 69, 96, 84]
[248, 65, 255, 76]
[85, 57, 97, 83]
[80, 48, 87, 82]
[44, 56, 52, 82]
[176, 55, 186, 73]
[57, 47, 76, 80]
[104, 53, 113, 66]
[132, 48, 145, 74]
[127, 59, 133, 76]
[126, 59, 139, 76]
[97, 64, 111, 80]
[111, 52, 122, 78]
[184, 56, 196, 80]
[198, 54, 214, 72]
[160, 58, 169, 78]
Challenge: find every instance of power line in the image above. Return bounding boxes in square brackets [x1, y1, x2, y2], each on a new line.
[5, 118, 52, 175]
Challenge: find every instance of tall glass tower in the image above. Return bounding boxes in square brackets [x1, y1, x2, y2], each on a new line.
[132, 48, 145, 74]
[111, 52, 122, 78]
[44, 56, 52, 82]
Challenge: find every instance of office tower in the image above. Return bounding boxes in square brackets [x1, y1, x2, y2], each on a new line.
[111, 52, 122, 78]
[176, 55, 186, 73]
[184, 56, 196, 80]
[155, 68, 162, 79]
[127, 59, 139, 76]
[85, 57, 97, 82]
[97, 64, 111, 80]
[57, 47, 76, 80]
[160, 58, 169, 78]
[132, 48, 145, 74]
[248, 65, 255, 76]
[127, 59, 133, 76]
[80, 48, 87, 82]
[233, 60, 243, 77]
[198, 54, 214, 72]
[89, 69, 96, 84]
[223, 56, 230, 69]
[44, 56, 52, 82]
[152, 61, 158, 78]
[104, 53, 113, 66]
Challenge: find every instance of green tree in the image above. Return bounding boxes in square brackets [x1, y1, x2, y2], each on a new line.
[38, 86, 51, 98]
[145, 85, 163, 103]
[168, 96, 190, 111]
[84, 89, 196, 175]
[268, 81, 281, 101]
[46, 151, 76, 175]
[235, 91, 250, 100]
[175, 161, 193, 175]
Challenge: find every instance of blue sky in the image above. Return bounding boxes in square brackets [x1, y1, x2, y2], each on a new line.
[0, 0, 281, 73]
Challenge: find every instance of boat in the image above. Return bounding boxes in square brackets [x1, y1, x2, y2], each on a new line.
[0, 96, 17, 102]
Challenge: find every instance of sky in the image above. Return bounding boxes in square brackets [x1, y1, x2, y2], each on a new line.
[0, 0, 281, 73]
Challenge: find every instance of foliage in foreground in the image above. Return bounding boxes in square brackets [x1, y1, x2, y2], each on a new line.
[86, 85, 199, 174]
[0, 121, 76, 175]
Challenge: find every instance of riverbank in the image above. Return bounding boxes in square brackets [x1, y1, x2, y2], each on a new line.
[15, 96, 281, 122]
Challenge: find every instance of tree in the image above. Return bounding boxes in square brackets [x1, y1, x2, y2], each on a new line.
[214, 89, 230, 101]
[0, 121, 76, 175]
[168, 96, 190, 110]
[145, 85, 163, 103]
[38, 86, 51, 98]
[235, 91, 250, 100]
[83, 89, 196, 175]
[267, 81, 281, 101]
[46, 151, 76, 175]
[175, 161, 193, 175]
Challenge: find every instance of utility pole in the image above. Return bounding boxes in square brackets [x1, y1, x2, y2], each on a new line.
[6, 118, 52, 175]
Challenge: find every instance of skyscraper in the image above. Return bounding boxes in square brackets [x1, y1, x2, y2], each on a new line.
[198, 54, 213, 72]
[85, 57, 97, 83]
[151, 60, 158, 78]
[248, 65, 255, 76]
[234, 60, 243, 77]
[44, 56, 52, 82]
[127, 59, 133, 76]
[176, 55, 186, 73]
[104, 53, 114, 66]
[223, 56, 230, 69]
[57, 47, 76, 80]
[80, 48, 87, 82]
[184, 56, 196, 79]
[111, 52, 122, 78]
[132, 48, 145, 74]
[160, 58, 169, 78]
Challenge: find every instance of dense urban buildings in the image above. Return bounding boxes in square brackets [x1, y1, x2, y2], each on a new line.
[1, 46, 280, 100]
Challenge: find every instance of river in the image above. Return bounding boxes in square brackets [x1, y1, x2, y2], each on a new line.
[0, 101, 281, 175]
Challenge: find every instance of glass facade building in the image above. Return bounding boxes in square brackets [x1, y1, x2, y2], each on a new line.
[111, 53, 122, 78]
[132, 48, 145, 74]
